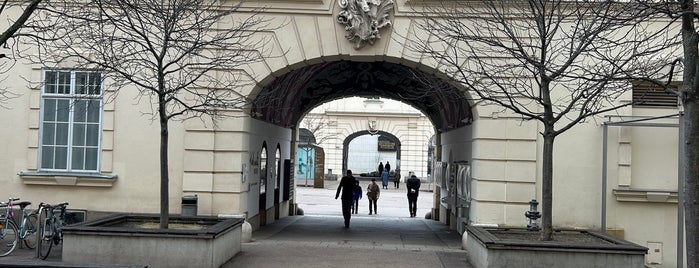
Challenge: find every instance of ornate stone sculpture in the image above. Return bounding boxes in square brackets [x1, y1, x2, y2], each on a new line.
[337, 0, 394, 49]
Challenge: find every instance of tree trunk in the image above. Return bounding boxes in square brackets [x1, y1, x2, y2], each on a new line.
[539, 130, 555, 241]
[159, 100, 170, 229]
[685, 100, 699, 268]
[681, 0, 698, 265]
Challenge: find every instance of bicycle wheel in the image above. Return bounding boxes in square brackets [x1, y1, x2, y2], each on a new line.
[22, 214, 38, 249]
[0, 219, 18, 257]
[37, 218, 53, 260]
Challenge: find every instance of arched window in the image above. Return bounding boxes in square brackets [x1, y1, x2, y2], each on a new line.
[275, 145, 281, 191]
[260, 143, 268, 194]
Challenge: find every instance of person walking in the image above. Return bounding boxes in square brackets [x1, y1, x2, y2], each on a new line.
[335, 170, 356, 228]
[384, 161, 391, 173]
[366, 178, 381, 215]
[393, 169, 401, 189]
[352, 180, 362, 214]
[377, 162, 384, 176]
[380, 169, 389, 189]
[406, 174, 421, 217]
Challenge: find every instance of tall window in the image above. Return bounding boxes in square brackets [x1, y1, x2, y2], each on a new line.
[260, 143, 268, 194]
[40, 70, 103, 172]
[275, 146, 281, 191]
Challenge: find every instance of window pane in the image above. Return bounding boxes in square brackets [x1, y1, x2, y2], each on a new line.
[72, 123, 86, 146]
[86, 124, 99, 146]
[76, 72, 102, 95]
[72, 147, 84, 170]
[55, 123, 69, 146]
[75, 72, 87, 95]
[55, 147, 67, 169]
[56, 99, 70, 122]
[87, 100, 100, 123]
[58, 72, 71, 94]
[73, 100, 87, 122]
[42, 123, 56, 145]
[43, 99, 56, 121]
[89, 73, 101, 95]
[41, 146, 54, 169]
[85, 148, 98, 171]
[45, 72, 57, 94]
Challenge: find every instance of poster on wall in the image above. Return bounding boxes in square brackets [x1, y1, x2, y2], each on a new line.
[313, 147, 325, 188]
[377, 135, 397, 151]
[296, 147, 315, 180]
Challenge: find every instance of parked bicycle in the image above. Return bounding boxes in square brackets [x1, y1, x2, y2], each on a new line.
[37, 202, 68, 260]
[0, 198, 38, 257]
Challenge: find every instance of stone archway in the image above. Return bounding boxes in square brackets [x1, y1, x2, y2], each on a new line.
[244, 58, 477, 228]
[341, 130, 401, 175]
[251, 60, 473, 133]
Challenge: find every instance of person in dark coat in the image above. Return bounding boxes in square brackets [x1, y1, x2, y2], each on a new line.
[393, 169, 401, 189]
[378, 162, 384, 176]
[406, 174, 421, 217]
[336, 170, 356, 228]
[352, 180, 363, 214]
[366, 178, 381, 215]
[384, 161, 391, 173]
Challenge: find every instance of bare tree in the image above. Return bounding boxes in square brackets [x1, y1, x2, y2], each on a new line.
[298, 113, 338, 185]
[407, 0, 679, 240]
[0, 0, 42, 106]
[0, 0, 41, 56]
[22, 0, 272, 228]
[666, 0, 699, 266]
[301, 113, 338, 146]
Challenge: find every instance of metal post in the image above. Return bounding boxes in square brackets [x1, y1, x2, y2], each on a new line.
[602, 124, 608, 233]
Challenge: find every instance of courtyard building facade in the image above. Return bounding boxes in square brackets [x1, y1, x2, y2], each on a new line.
[0, 1, 686, 267]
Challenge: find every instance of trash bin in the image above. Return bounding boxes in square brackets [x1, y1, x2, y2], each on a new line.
[181, 195, 198, 216]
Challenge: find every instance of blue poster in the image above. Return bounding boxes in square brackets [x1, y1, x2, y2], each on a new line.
[296, 147, 315, 180]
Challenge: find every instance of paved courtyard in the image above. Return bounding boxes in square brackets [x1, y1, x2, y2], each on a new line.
[0, 179, 471, 268]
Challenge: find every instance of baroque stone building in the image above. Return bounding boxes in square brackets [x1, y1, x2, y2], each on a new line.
[0, 1, 686, 267]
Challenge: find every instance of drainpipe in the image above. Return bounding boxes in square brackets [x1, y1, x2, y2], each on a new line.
[601, 124, 608, 233]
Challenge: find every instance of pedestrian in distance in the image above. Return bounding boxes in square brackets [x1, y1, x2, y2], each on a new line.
[393, 169, 401, 189]
[385, 161, 391, 173]
[406, 174, 421, 218]
[380, 169, 389, 189]
[366, 178, 381, 215]
[352, 180, 362, 214]
[335, 170, 356, 228]
[378, 161, 384, 176]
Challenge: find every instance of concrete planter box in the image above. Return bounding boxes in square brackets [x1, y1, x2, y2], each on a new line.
[61, 214, 244, 268]
[465, 226, 647, 268]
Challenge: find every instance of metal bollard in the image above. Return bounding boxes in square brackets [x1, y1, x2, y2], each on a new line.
[524, 199, 541, 231]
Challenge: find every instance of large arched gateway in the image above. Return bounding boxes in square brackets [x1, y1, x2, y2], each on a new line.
[244, 58, 480, 227]
[0, 1, 684, 266]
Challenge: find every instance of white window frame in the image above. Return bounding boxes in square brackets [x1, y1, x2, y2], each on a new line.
[38, 70, 104, 173]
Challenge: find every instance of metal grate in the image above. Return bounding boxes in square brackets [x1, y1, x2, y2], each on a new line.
[633, 84, 678, 108]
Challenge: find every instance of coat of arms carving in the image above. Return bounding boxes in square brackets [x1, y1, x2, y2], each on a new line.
[337, 0, 394, 49]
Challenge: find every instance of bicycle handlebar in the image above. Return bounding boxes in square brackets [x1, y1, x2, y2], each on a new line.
[38, 202, 69, 209]
[0, 198, 22, 208]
